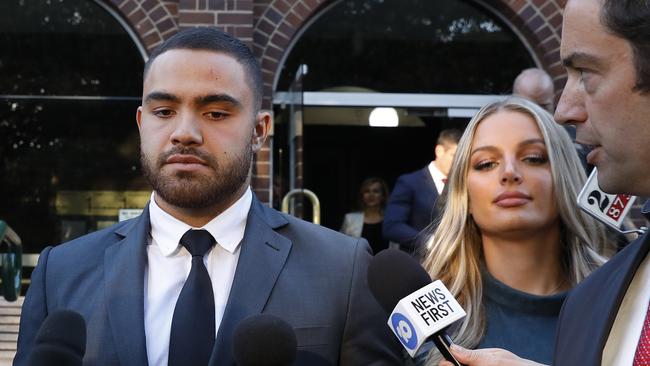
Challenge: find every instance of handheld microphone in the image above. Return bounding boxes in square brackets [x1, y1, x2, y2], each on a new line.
[368, 249, 466, 365]
[28, 310, 86, 366]
[233, 314, 297, 366]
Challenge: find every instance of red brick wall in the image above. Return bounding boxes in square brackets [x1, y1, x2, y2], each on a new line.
[106, 0, 254, 50]
[104, 0, 569, 204]
[177, 0, 254, 43]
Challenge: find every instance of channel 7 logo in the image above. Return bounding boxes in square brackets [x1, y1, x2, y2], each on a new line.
[390, 313, 418, 350]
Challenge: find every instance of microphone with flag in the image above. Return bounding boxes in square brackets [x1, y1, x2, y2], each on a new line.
[368, 249, 466, 365]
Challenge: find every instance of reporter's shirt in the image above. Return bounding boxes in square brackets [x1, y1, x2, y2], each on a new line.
[602, 250, 650, 365]
[144, 188, 252, 366]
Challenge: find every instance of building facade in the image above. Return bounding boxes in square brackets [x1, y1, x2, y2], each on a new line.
[108, 0, 567, 201]
[2, 0, 573, 255]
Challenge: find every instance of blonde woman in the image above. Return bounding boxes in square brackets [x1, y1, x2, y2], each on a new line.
[341, 177, 390, 254]
[422, 97, 608, 365]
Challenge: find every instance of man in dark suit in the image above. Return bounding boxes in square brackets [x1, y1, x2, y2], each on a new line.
[551, 0, 650, 363]
[439, 0, 650, 365]
[14, 28, 401, 366]
[383, 129, 461, 255]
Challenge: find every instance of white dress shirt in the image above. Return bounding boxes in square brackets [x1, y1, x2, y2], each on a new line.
[602, 251, 650, 365]
[144, 188, 252, 366]
[427, 161, 446, 194]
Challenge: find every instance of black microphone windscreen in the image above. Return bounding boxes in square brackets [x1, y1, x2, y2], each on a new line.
[293, 351, 333, 366]
[29, 309, 86, 366]
[367, 249, 432, 313]
[233, 314, 297, 366]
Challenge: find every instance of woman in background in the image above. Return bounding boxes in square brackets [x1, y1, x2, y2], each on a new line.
[341, 177, 390, 254]
[422, 97, 608, 365]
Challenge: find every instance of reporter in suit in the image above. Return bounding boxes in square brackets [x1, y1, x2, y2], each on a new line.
[552, 0, 650, 364]
[383, 129, 461, 255]
[14, 28, 401, 366]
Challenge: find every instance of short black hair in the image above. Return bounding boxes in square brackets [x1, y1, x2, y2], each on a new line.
[602, 0, 650, 93]
[143, 27, 264, 110]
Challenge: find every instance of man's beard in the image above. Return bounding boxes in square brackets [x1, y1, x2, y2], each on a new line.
[141, 143, 252, 209]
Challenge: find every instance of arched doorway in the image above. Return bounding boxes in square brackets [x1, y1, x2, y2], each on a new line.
[0, 0, 146, 258]
[273, 0, 536, 229]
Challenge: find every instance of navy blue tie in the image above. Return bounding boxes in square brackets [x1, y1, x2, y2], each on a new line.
[169, 229, 216, 366]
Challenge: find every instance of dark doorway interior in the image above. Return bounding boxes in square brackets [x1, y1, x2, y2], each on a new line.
[302, 120, 467, 231]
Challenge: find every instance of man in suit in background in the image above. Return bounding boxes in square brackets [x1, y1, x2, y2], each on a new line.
[439, 0, 650, 365]
[383, 129, 461, 256]
[14, 28, 401, 366]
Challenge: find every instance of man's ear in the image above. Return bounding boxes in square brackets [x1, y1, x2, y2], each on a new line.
[434, 144, 444, 159]
[252, 111, 271, 152]
[136, 106, 143, 131]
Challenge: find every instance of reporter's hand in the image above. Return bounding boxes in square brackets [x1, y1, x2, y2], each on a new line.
[438, 345, 547, 366]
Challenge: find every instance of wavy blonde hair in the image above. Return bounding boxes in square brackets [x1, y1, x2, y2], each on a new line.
[421, 97, 607, 364]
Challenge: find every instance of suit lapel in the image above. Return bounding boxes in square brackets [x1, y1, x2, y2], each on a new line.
[104, 205, 150, 366]
[593, 231, 650, 359]
[419, 167, 438, 204]
[211, 198, 291, 365]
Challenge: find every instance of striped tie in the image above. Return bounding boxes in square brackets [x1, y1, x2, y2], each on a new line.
[633, 301, 650, 366]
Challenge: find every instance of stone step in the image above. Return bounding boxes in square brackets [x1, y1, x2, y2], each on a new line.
[0, 297, 23, 365]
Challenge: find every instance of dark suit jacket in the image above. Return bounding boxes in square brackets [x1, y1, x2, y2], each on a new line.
[554, 212, 650, 365]
[383, 167, 439, 252]
[14, 197, 402, 366]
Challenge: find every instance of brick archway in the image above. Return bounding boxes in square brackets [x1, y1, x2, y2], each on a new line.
[254, 0, 328, 108]
[102, 0, 179, 52]
[254, 0, 567, 108]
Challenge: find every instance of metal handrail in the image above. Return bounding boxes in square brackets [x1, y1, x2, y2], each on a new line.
[0, 222, 21, 247]
[281, 189, 321, 225]
[0, 220, 22, 301]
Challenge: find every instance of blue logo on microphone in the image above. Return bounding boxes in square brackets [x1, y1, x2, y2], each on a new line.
[390, 313, 417, 350]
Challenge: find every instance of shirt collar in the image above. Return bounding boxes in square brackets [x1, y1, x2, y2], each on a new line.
[427, 161, 447, 194]
[149, 188, 253, 256]
[428, 161, 446, 181]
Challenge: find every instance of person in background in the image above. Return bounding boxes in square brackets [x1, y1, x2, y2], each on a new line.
[14, 27, 402, 366]
[383, 129, 462, 256]
[341, 177, 390, 255]
[512, 68, 555, 112]
[422, 97, 607, 365]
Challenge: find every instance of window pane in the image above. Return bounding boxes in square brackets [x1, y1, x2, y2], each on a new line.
[1, 98, 146, 253]
[0, 0, 145, 254]
[0, 0, 143, 96]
